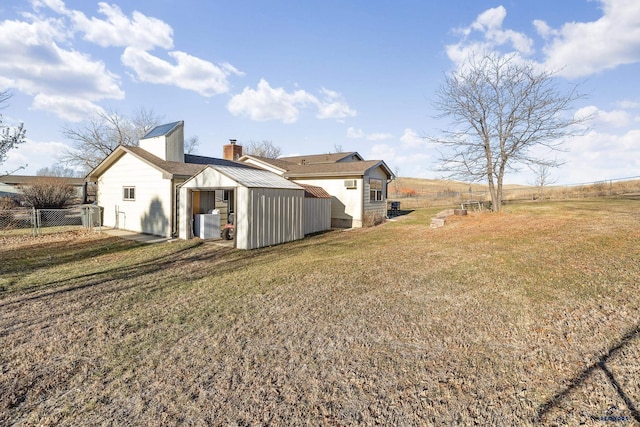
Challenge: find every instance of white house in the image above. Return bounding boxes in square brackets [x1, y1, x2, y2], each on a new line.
[240, 152, 395, 228]
[86, 121, 333, 249]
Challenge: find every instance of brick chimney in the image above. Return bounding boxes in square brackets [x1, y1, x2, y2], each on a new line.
[223, 139, 243, 161]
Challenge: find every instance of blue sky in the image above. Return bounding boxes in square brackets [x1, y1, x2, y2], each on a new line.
[1, 0, 639, 184]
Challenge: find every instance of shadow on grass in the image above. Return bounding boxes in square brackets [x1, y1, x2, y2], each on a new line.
[535, 323, 640, 423]
[387, 209, 415, 218]
[0, 241, 237, 309]
[0, 234, 142, 276]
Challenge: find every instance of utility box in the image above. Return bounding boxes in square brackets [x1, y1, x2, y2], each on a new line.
[80, 205, 103, 227]
[194, 211, 221, 239]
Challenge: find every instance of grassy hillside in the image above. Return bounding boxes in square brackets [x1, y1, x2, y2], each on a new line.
[2, 198, 640, 425]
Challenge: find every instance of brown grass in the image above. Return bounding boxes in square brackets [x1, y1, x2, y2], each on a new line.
[1, 199, 640, 425]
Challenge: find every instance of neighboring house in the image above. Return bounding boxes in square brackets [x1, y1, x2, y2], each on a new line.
[0, 175, 86, 202]
[240, 152, 395, 228]
[86, 121, 333, 249]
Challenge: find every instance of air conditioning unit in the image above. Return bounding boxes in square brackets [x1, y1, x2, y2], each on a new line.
[344, 179, 357, 189]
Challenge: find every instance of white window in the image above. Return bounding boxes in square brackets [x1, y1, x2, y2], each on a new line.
[123, 186, 135, 201]
[370, 179, 383, 202]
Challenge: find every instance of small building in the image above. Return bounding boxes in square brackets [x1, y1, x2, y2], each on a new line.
[178, 166, 305, 249]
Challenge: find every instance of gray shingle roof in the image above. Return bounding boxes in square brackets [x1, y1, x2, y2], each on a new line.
[279, 152, 362, 165]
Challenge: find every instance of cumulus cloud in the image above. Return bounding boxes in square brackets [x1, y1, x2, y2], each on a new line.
[122, 48, 243, 97]
[559, 128, 640, 182]
[0, 14, 123, 120]
[32, 94, 107, 121]
[0, 0, 243, 120]
[537, 0, 640, 77]
[448, 1, 640, 79]
[574, 105, 633, 128]
[68, 2, 174, 50]
[447, 6, 534, 67]
[3, 138, 71, 175]
[316, 88, 357, 120]
[400, 128, 425, 147]
[346, 127, 393, 141]
[365, 143, 435, 178]
[227, 80, 356, 123]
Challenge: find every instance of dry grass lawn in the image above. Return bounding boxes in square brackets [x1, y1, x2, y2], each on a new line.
[1, 198, 639, 425]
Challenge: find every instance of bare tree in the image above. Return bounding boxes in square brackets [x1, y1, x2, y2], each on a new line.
[0, 90, 27, 167]
[244, 140, 282, 159]
[431, 54, 587, 211]
[185, 135, 199, 155]
[61, 108, 163, 173]
[37, 164, 79, 178]
[530, 164, 557, 200]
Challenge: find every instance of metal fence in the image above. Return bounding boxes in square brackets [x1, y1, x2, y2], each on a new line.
[389, 176, 640, 210]
[0, 205, 103, 236]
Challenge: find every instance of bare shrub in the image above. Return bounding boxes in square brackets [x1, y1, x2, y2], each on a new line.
[363, 211, 385, 227]
[19, 177, 78, 209]
[0, 196, 18, 210]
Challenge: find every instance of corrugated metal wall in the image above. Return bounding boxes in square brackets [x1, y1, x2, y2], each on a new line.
[236, 187, 304, 250]
[304, 198, 331, 235]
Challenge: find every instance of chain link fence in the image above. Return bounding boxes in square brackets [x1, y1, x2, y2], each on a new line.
[0, 205, 103, 236]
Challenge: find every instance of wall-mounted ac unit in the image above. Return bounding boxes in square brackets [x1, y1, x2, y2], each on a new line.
[344, 179, 357, 189]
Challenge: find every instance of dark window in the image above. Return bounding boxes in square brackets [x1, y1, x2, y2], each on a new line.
[369, 179, 383, 201]
[123, 186, 135, 201]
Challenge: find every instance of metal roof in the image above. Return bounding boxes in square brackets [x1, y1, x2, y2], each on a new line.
[184, 153, 255, 169]
[142, 121, 182, 139]
[212, 165, 304, 190]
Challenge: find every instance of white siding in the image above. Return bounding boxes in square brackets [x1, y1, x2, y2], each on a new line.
[304, 197, 331, 235]
[293, 177, 363, 228]
[139, 125, 184, 162]
[238, 188, 304, 250]
[180, 167, 305, 249]
[97, 153, 174, 237]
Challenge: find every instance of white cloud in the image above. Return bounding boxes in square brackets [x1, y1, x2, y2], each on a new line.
[447, 5, 534, 67]
[400, 128, 425, 147]
[0, 1, 243, 120]
[316, 88, 357, 120]
[617, 99, 640, 109]
[32, 94, 105, 121]
[574, 105, 633, 128]
[34, 0, 174, 50]
[538, 0, 640, 77]
[448, 1, 640, 79]
[227, 79, 316, 123]
[346, 127, 393, 141]
[0, 14, 123, 121]
[122, 48, 242, 97]
[532, 19, 558, 40]
[365, 143, 435, 178]
[3, 139, 71, 175]
[227, 80, 355, 123]
[471, 6, 533, 55]
[346, 127, 365, 139]
[68, 2, 174, 50]
[559, 129, 640, 182]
